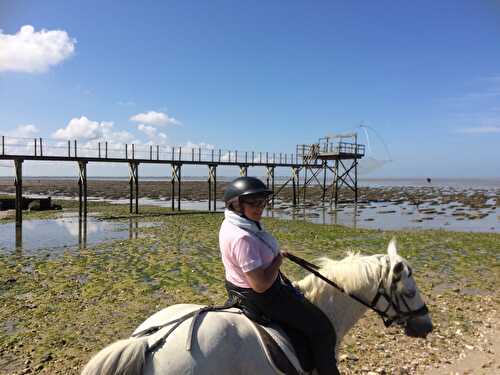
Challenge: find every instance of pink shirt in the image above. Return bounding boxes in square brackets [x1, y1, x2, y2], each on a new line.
[219, 219, 277, 288]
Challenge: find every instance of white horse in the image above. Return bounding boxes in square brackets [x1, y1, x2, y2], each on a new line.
[82, 239, 433, 375]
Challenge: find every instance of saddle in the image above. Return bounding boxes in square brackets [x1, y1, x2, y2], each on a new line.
[225, 288, 313, 375]
[132, 303, 313, 375]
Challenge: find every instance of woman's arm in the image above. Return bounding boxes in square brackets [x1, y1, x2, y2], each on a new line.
[244, 253, 283, 293]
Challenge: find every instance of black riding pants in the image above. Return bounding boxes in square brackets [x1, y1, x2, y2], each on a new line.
[227, 278, 339, 375]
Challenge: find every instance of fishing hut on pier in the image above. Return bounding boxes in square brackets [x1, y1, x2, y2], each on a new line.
[0, 132, 365, 226]
[293, 132, 365, 207]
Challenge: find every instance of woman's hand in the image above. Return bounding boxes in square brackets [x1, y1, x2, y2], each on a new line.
[244, 253, 283, 293]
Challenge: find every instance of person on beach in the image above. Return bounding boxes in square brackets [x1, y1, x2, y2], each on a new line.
[219, 176, 339, 375]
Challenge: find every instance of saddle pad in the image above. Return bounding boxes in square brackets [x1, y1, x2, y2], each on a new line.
[245, 318, 307, 375]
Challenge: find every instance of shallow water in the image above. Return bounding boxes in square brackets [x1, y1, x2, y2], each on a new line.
[271, 201, 498, 233]
[120, 197, 498, 233]
[0, 214, 155, 255]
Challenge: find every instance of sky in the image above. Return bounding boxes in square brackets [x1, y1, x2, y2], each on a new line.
[0, 0, 499, 178]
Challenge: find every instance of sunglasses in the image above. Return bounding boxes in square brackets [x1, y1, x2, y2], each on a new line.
[241, 197, 268, 208]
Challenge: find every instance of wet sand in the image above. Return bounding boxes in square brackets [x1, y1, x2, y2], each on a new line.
[1, 179, 497, 232]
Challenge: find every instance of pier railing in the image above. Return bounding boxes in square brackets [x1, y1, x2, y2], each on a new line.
[1, 135, 300, 165]
[295, 142, 365, 164]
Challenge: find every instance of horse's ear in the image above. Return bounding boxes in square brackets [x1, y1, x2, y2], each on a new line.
[387, 237, 398, 257]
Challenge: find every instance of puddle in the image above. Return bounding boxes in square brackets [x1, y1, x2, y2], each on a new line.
[264, 201, 498, 233]
[0, 214, 158, 256]
[3, 320, 18, 335]
[102, 196, 498, 233]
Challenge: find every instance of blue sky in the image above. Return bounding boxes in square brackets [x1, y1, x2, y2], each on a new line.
[1, 0, 499, 178]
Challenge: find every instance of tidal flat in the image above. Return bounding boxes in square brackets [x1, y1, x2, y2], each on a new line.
[0, 201, 499, 374]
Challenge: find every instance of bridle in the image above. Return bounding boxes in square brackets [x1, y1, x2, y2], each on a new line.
[283, 253, 429, 327]
[369, 265, 429, 327]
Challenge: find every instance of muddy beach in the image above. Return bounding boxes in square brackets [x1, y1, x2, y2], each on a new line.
[0, 199, 499, 374]
[0, 177, 497, 212]
[0, 178, 497, 232]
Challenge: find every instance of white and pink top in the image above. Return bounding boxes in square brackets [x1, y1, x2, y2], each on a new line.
[219, 217, 278, 288]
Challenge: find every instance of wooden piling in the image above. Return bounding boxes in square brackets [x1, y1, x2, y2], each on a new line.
[15, 224, 22, 251]
[128, 162, 139, 214]
[208, 165, 217, 211]
[14, 159, 23, 226]
[78, 161, 88, 218]
[135, 164, 139, 214]
[171, 164, 181, 211]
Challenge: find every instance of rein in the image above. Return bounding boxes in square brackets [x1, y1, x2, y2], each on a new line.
[283, 252, 428, 327]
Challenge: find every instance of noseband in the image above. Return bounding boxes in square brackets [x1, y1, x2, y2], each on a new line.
[369, 269, 429, 327]
[283, 253, 429, 328]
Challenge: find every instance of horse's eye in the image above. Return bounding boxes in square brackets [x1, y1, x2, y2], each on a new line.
[407, 267, 413, 277]
[404, 289, 416, 298]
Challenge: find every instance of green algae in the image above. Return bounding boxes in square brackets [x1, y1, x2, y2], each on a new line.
[0, 202, 499, 374]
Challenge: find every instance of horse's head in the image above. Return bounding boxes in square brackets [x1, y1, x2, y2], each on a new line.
[373, 238, 433, 338]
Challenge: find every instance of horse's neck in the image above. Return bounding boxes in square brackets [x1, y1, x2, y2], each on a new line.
[295, 256, 384, 346]
[315, 288, 369, 341]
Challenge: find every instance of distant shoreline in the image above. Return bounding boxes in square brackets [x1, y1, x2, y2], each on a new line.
[0, 176, 498, 189]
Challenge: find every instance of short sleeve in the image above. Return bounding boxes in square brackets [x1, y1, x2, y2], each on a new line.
[233, 235, 263, 273]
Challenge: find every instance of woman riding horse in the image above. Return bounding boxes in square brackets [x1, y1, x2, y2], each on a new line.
[220, 176, 340, 375]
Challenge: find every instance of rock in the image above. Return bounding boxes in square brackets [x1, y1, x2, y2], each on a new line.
[339, 353, 358, 362]
[40, 352, 52, 363]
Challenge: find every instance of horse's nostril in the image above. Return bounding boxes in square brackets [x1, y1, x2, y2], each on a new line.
[405, 317, 433, 338]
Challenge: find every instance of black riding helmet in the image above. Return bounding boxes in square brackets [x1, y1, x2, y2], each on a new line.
[223, 176, 273, 204]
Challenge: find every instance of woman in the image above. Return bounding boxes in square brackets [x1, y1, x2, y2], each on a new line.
[219, 176, 339, 375]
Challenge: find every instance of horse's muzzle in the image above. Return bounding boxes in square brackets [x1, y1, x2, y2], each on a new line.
[404, 315, 433, 338]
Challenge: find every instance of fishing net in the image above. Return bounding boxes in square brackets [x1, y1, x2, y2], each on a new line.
[355, 124, 392, 175]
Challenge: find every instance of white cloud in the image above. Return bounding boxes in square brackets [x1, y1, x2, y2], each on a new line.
[130, 111, 181, 126]
[0, 25, 76, 73]
[52, 116, 113, 140]
[457, 126, 500, 134]
[7, 124, 39, 138]
[110, 130, 136, 144]
[184, 141, 214, 150]
[137, 124, 168, 145]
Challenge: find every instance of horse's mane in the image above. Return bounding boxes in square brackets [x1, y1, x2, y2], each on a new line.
[296, 252, 391, 302]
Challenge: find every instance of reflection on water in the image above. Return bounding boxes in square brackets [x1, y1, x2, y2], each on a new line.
[267, 201, 498, 233]
[0, 215, 154, 256]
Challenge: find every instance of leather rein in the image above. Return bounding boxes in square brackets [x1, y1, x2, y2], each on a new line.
[283, 252, 429, 327]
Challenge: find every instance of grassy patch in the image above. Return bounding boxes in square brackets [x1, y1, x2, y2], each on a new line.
[0, 204, 499, 374]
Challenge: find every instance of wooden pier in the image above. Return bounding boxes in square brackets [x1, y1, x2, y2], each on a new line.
[0, 134, 365, 225]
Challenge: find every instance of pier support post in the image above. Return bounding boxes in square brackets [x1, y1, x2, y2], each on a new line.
[334, 159, 339, 208]
[302, 166, 308, 206]
[266, 166, 275, 207]
[14, 159, 23, 226]
[291, 166, 299, 207]
[239, 165, 248, 177]
[78, 161, 88, 218]
[322, 160, 328, 203]
[128, 162, 139, 214]
[208, 164, 217, 211]
[15, 224, 22, 252]
[79, 217, 87, 249]
[171, 163, 182, 211]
